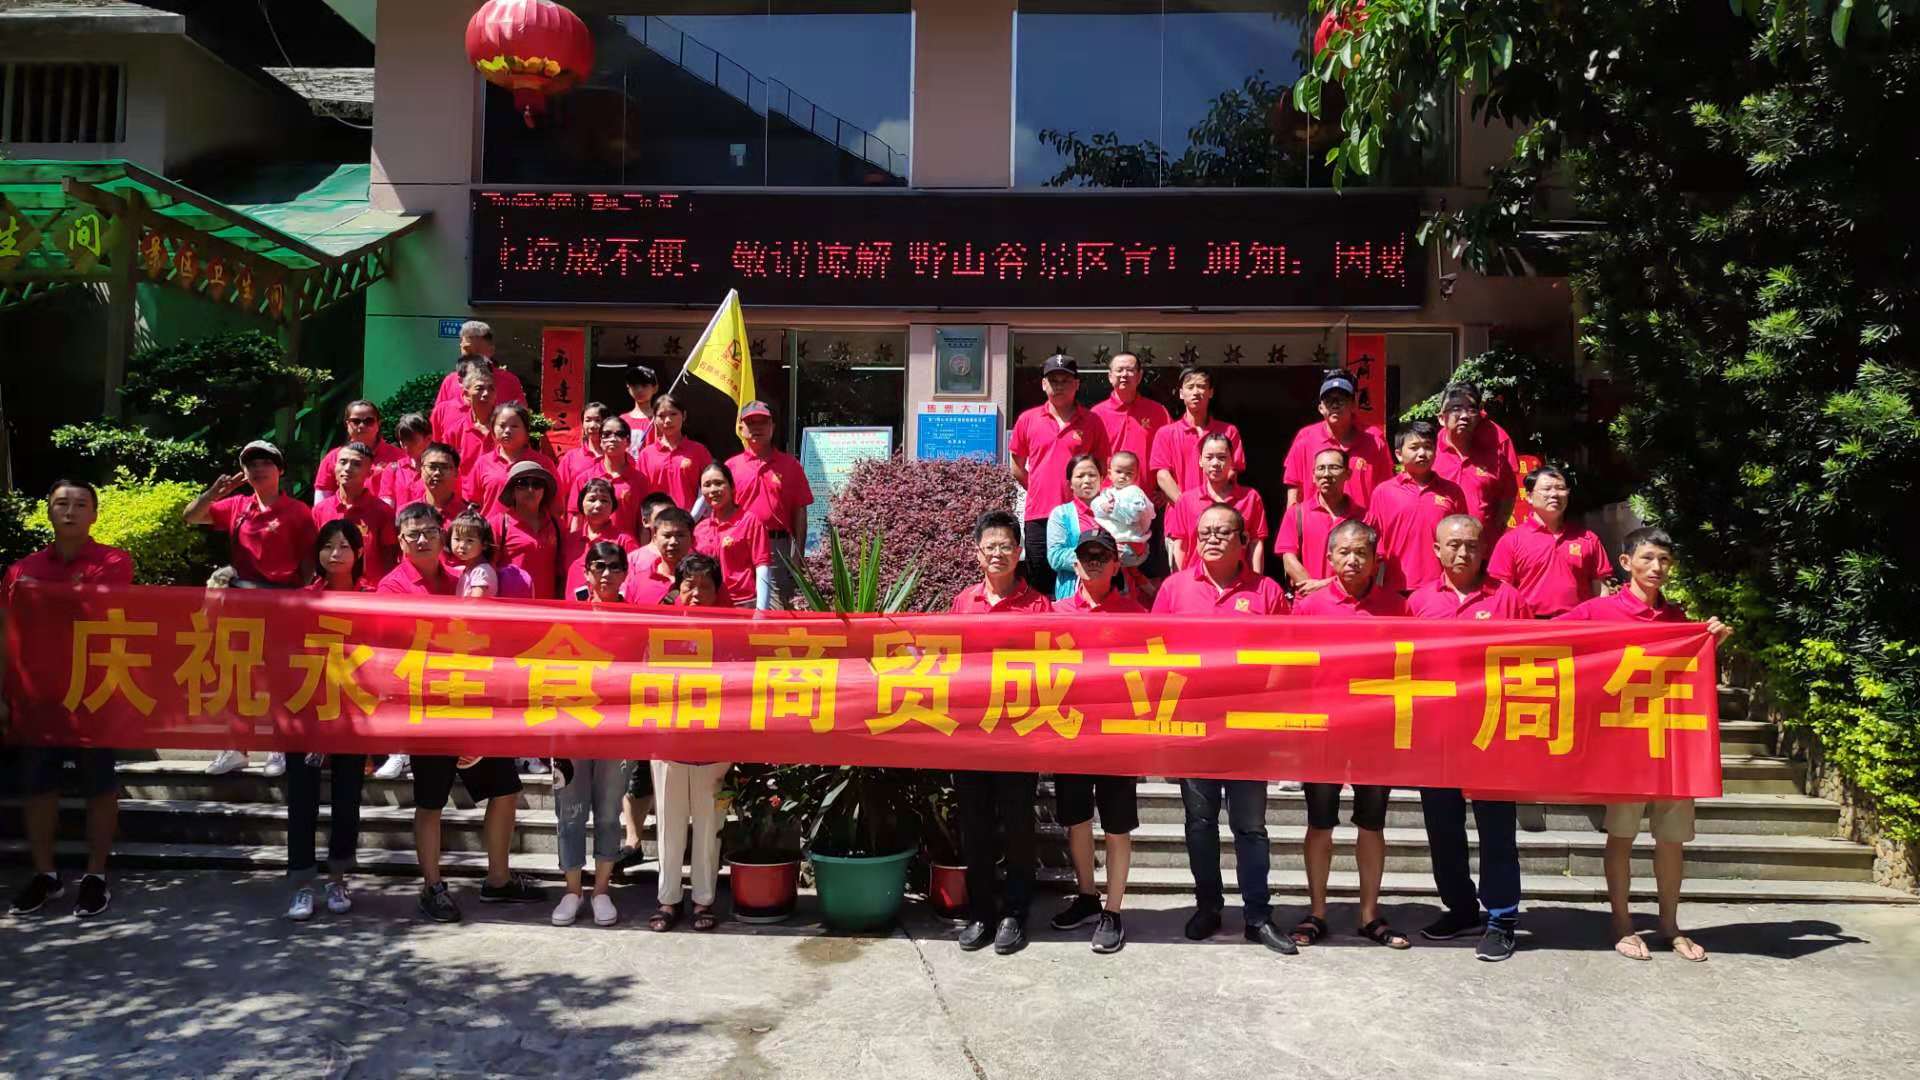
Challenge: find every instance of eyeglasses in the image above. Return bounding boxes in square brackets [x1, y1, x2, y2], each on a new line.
[345, 417, 377, 427]
[978, 543, 1018, 556]
[586, 563, 626, 576]
[1196, 527, 1240, 541]
[401, 529, 441, 543]
[1312, 464, 1347, 475]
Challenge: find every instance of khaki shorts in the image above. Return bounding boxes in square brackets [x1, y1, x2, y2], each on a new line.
[1604, 799, 1696, 843]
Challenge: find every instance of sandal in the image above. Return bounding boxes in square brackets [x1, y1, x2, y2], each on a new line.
[1658, 934, 1708, 962]
[648, 905, 680, 932]
[1358, 918, 1411, 949]
[691, 905, 719, 932]
[1614, 934, 1651, 961]
[1289, 915, 1328, 947]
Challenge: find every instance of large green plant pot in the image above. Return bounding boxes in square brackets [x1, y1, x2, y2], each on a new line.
[809, 849, 915, 931]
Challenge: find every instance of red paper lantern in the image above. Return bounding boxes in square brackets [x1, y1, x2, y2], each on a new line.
[465, 0, 595, 128]
[1314, 0, 1367, 55]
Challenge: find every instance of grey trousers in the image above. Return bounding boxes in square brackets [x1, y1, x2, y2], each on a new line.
[555, 759, 635, 871]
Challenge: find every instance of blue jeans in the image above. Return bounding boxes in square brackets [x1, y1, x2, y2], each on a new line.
[1179, 778, 1270, 925]
[556, 759, 634, 871]
[1419, 788, 1520, 921]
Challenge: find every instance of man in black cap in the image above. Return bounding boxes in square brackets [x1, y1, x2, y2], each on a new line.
[1008, 354, 1109, 596]
[1281, 370, 1394, 510]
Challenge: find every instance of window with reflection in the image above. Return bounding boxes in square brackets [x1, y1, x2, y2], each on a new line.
[483, 2, 912, 187]
[1015, 1, 1452, 189]
[790, 330, 907, 450]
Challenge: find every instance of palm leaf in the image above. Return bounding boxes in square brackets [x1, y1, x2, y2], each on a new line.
[855, 532, 882, 613]
[827, 527, 854, 612]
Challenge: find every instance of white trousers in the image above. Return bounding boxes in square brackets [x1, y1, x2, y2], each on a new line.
[652, 761, 730, 906]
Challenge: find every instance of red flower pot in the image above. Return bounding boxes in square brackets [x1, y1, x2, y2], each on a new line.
[930, 863, 969, 921]
[728, 857, 801, 923]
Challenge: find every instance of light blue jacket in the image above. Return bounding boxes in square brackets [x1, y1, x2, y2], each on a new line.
[1044, 503, 1086, 601]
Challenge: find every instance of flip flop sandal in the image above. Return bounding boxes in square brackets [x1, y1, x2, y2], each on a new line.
[1289, 915, 1329, 947]
[1658, 935, 1708, 962]
[1358, 918, 1411, 949]
[648, 905, 680, 932]
[691, 906, 719, 932]
[1615, 934, 1652, 961]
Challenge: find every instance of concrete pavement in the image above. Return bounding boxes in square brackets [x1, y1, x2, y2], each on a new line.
[4, 870, 1918, 1079]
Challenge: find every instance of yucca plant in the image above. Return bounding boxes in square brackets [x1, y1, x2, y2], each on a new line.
[782, 526, 921, 615]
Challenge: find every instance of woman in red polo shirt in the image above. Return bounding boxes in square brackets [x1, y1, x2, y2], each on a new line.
[555, 401, 611, 496]
[634, 393, 712, 510]
[492, 460, 563, 599]
[470, 403, 559, 516]
[1165, 433, 1268, 574]
[562, 478, 641, 599]
[692, 462, 770, 609]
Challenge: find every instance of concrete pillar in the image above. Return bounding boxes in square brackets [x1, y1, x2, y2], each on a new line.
[910, 0, 1015, 188]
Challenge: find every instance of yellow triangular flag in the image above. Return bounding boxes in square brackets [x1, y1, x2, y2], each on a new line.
[683, 289, 756, 423]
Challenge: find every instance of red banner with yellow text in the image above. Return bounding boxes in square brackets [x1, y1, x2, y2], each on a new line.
[3, 584, 1721, 799]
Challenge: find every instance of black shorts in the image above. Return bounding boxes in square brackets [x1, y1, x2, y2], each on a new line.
[411, 756, 523, 811]
[1054, 774, 1139, 834]
[18, 747, 117, 798]
[1303, 782, 1390, 831]
[628, 760, 654, 797]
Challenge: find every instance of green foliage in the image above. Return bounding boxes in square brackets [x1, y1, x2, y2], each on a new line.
[719, 764, 809, 861]
[49, 422, 215, 482]
[0, 488, 46, 570]
[785, 528, 921, 616]
[1316, 1, 1920, 835]
[11, 472, 217, 585]
[378, 373, 445, 442]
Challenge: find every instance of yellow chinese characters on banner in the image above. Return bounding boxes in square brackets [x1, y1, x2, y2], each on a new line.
[629, 627, 722, 730]
[394, 619, 495, 724]
[984, 631, 1084, 738]
[63, 608, 158, 716]
[1478, 646, 1576, 755]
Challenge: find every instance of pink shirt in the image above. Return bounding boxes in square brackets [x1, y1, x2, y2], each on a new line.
[1274, 496, 1367, 580]
[428, 400, 495, 487]
[1052, 586, 1146, 614]
[726, 448, 814, 534]
[375, 558, 456, 596]
[949, 579, 1054, 614]
[563, 457, 645, 539]
[1365, 472, 1469, 592]
[312, 490, 400, 588]
[467, 448, 560, 516]
[560, 525, 640, 599]
[208, 494, 316, 587]
[555, 445, 603, 496]
[1557, 589, 1689, 624]
[622, 546, 679, 605]
[1281, 420, 1394, 504]
[1406, 577, 1532, 621]
[434, 364, 526, 408]
[1165, 483, 1269, 553]
[1009, 403, 1111, 522]
[1291, 578, 1409, 618]
[1487, 517, 1611, 617]
[1090, 392, 1172, 501]
[636, 437, 714, 510]
[1147, 415, 1245, 495]
[492, 510, 561, 599]
[694, 506, 771, 605]
[312, 441, 411, 502]
[4, 540, 135, 599]
[1151, 562, 1289, 616]
[1435, 420, 1520, 543]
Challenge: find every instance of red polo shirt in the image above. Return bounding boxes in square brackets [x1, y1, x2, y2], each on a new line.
[1365, 471, 1470, 592]
[1151, 561, 1289, 616]
[1274, 496, 1367, 580]
[434, 363, 525, 408]
[312, 490, 400, 588]
[1148, 415, 1245, 495]
[375, 557, 456, 596]
[555, 445, 602, 496]
[428, 399, 496, 488]
[563, 455, 645, 538]
[209, 494, 316, 587]
[1052, 585, 1146, 614]
[1090, 392, 1172, 500]
[1487, 517, 1611, 617]
[1281, 420, 1394, 504]
[726, 448, 814, 534]
[1557, 588, 1689, 624]
[375, 457, 423, 508]
[313, 440, 411, 501]
[1435, 420, 1520, 542]
[4, 540, 135, 599]
[560, 523, 640, 599]
[1291, 578, 1409, 618]
[1009, 402, 1111, 521]
[695, 506, 771, 605]
[1406, 576, 1533, 621]
[1164, 483, 1270, 552]
[949, 578, 1054, 614]
[636, 437, 713, 510]
[492, 510, 561, 599]
[468, 447, 560, 516]
[622, 546, 678, 605]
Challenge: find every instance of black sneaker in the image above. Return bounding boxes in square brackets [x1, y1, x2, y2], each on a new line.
[1090, 910, 1125, 954]
[10, 873, 63, 915]
[957, 919, 993, 951]
[478, 873, 545, 904]
[992, 915, 1027, 955]
[1246, 919, 1300, 956]
[613, 844, 647, 870]
[1420, 907, 1486, 941]
[1050, 892, 1103, 931]
[73, 874, 110, 918]
[418, 881, 463, 923]
[1476, 919, 1518, 962]
[1184, 908, 1222, 941]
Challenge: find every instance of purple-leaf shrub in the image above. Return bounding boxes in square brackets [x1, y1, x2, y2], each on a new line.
[802, 453, 1019, 612]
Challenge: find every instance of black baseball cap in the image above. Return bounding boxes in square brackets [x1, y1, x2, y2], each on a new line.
[1042, 354, 1079, 377]
[1074, 528, 1119, 559]
[1319, 371, 1358, 399]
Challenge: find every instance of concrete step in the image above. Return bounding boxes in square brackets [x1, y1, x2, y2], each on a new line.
[113, 760, 561, 811]
[0, 798, 573, 856]
[1042, 823, 1877, 882]
[1718, 719, 1775, 756]
[1720, 755, 1808, 795]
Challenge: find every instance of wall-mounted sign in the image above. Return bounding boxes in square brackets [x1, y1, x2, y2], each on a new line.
[439, 317, 467, 338]
[541, 326, 588, 454]
[470, 190, 1424, 309]
[798, 426, 894, 555]
[1345, 332, 1387, 432]
[915, 401, 1000, 463]
[933, 325, 989, 398]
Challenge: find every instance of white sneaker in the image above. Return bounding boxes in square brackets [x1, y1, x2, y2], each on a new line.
[551, 892, 583, 926]
[205, 750, 249, 775]
[263, 753, 287, 778]
[287, 887, 315, 921]
[373, 754, 409, 781]
[520, 757, 549, 775]
[325, 881, 352, 914]
[591, 892, 618, 926]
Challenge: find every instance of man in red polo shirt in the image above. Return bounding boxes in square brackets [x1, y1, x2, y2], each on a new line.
[1148, 366, 1244, 503]
[1434, 383, 1520, 546]
[726, 400, 813, 608]
[4, 479, 134, 918]
[312, 400, 412, 502]
[184, 441, 318, 590]
[1151, 504, 1295, 957]
[1089, 352, 1172, 574]
[1406, 514, 1529, 961]
[1281, 370, 1393, 508]
[623, 507, 693, 604]
[1276, 446, 1367, 597]
[432, 322, 526, 407]
[313, 442, 401, 588]
[430, 365, 498, 494]
[1367, 420, 1469, 593]
[1487, 465, 1611, 617]
[1558, 526, 1731, 964]
[1288, 520, 1409, 951]
[388, 442, 470, 522]
[950, 510, 1053, 957]
[1009, 354, 1110, 597]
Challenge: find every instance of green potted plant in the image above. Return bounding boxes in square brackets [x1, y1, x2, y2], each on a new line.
[720, 764, 807, 923]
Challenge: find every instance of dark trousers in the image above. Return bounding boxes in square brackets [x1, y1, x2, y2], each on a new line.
[287, 754, 366, 877]
[1419, 788, 1520, 919]
[1021, 518, 1055, 597]
[1180, 778, 1271, 925]
[955, 770, 1037, 924]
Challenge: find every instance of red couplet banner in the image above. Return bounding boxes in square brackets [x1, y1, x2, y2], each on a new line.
[3, 583, 1722, 799]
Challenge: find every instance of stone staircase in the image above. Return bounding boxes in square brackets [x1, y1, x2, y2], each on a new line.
[2, 687, 1913, 903]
